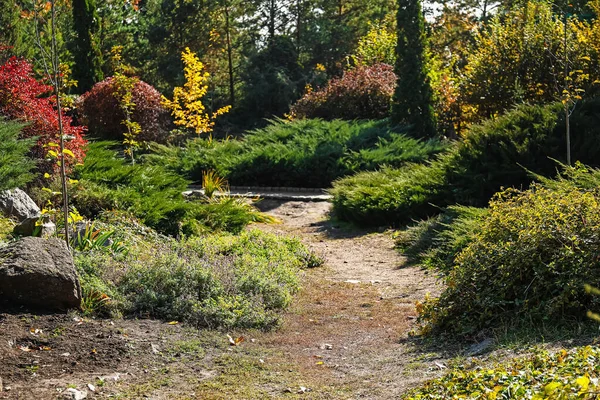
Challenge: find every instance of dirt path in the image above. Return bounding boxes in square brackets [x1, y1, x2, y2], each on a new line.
[245, 200, 447, 399]
[0, 200, 448, 400]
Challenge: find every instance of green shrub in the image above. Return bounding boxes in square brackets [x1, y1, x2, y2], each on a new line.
[330, 163, 447, 227]
[395, 205, 487, 272]
[404, 346, 600, 399]
[0, 119, 34, 190]
[332, 98, 600, 226]
[73, 142, 272, 235]
[154, 118, 445, 188]
[419, 165, 600, 335]
[75, 216, 323, 329]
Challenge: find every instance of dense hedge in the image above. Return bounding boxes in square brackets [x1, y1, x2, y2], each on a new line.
[331, 98, 600, 226]
[158, 118, 445, 188]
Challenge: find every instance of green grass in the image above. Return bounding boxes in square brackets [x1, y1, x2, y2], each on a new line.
[151, 118, 446, 188]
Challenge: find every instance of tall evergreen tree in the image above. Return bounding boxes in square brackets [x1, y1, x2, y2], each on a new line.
[0, 0, 31, 57]
[72, 0, 103, 93]
[392, 0, 436, 138]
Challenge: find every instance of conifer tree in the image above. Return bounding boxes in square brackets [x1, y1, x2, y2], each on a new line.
[392, 0, 436, 138]
[72, 0, 103, 92]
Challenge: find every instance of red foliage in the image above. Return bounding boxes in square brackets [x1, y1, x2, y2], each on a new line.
[290, 63, 397, 120]
[0, 57, 86, 174]
[78, 77, 171, 143]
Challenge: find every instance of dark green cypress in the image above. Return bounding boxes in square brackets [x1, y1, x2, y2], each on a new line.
[392, 0, 436, 138]
[0, 0, 30, 57]
[72, 0, 103, 93]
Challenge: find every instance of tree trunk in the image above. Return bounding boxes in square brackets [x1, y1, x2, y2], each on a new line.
[224, 4, 235, 106]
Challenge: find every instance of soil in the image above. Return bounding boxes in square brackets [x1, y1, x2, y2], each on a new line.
[0, 200, 452, 400]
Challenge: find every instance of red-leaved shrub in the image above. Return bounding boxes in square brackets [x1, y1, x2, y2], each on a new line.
[290, 63, 396, 120]
[0, 57, 86, 174]
[78, 77, 171, 143]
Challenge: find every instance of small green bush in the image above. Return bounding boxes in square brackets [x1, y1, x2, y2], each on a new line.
[155, 118, 445, 188]
[0, 119, 34, 190]
[330, 163, 447, 227]
[0, 216, 15, 242]
[419, 165, 600, 335]
[395, 205, 487, 272]
[404, 346, 600, 399]
[75, 216, 323, 329]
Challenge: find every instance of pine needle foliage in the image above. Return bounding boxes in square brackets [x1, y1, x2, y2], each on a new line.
[0, 119, 34, 191]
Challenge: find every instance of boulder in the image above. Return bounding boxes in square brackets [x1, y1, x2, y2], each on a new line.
[0, 189, 40, 221]
[0, 237, 81, 310]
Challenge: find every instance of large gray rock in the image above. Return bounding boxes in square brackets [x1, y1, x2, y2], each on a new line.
[0, 189, 40, 221]
[0, 237, 81, 310]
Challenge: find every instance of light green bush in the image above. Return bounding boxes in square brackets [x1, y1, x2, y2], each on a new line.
[74, 214, 323, 329]
[419, 164, 600, 335]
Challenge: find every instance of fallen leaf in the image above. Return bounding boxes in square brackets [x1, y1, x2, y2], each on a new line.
[168, 321, 179, 325]
[19, 346, 32, 352]
[227, 334, 244, 346]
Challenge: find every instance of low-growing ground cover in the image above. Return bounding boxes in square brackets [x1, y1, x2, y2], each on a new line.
[74, 211, 322, 329]
[155, 118, 445, 188]
[331, 98, 600, 227]
[67, 141, 273, 236]
[395, 205, 487, 273]
[404, 346, 600, 399]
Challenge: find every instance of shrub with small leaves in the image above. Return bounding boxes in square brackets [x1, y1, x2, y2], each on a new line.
[78, 77, 170, 143]
[289, 63, 396, 120]
[419, 164, 600, 335]
[0, 57, 86, 175]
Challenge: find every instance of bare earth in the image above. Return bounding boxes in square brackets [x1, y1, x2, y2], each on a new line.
[0, 200, 449, 399]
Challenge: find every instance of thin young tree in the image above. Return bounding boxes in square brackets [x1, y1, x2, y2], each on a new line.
[34, 0, 71, 247]
[392, 0, 437, 138]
